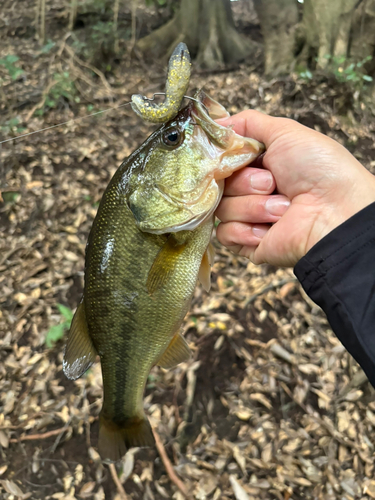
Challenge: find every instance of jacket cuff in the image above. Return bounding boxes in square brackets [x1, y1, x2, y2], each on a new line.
[295, 202, 375, 291]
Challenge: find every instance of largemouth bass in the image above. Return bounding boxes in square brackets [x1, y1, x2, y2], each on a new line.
[63, 92, 264, 462]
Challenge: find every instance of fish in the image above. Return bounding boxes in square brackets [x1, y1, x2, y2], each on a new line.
[131, 42, 191, 123]
[62, 91, 265, 462]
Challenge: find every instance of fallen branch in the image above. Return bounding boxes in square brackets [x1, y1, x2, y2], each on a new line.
[10, 427, 68, 443]
[153, 429, 189, 498]
[108, 463, 128, 500]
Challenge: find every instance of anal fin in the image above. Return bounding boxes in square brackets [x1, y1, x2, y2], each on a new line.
[157, 332, 192, 369]
[63, 300, 97, 380]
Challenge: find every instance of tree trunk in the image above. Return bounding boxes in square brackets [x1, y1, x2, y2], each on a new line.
[349, 0, 375, 61]
[300, 0, 375, 68]
[253, 0, 299, 75]
[136, 0, 256, 69]
[301, 0, 357, 68]
[255, 0, 375, 75]
[68, 0, 78, 31]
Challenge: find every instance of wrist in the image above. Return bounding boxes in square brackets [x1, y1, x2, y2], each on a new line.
[305, 174, 375, 254]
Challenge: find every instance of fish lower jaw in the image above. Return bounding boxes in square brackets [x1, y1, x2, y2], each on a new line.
[138, 182, 224, 234]
[140, 210, 209, 234]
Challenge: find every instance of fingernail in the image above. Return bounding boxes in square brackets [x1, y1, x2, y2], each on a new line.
[265, 197, 290, 216]
[250, 171, 273, 191]
[252, 226, 268, 238]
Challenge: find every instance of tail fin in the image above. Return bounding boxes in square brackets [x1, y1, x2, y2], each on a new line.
[98, 414, 155, 462]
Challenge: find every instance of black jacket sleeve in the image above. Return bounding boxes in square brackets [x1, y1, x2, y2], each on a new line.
[294, 202, 375, 387]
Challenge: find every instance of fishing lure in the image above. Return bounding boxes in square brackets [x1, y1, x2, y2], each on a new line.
[131, 42, 191, 123]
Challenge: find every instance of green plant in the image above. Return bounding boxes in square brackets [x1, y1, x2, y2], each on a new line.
[298, 68, 313, 80]
[1, 117, 26, 135]
[39, 39, 56, 55]
[145, 0, 167, 6]
[45, 304, 73, 348]
[2, 191, 21, 204]
[147, 373, 159, 389]
[0, 55, 24, 80]
[35, 72, 79, 115]
[91, 21, 117, 64]
[326, 54, 373, 86]
[81, 0, 112, 14]
[71, 21, 119, 68]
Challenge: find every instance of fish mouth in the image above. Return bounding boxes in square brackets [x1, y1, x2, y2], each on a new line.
[189, 91, 265, 157]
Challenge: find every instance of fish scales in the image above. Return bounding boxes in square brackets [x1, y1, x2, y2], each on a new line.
[85, 168, 208, 420]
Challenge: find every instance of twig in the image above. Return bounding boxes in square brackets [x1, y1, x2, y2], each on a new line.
[35, 0, 41, 37]
[113, 0, 120, 54]
[25, 80, 58, 121]
[68, 0, 78, 31]
[109, 463, 128, 500]
[129, 0, 137, 53]
[10, 427, 68, 442]
[0, 245, 25, 266]
[153, 429, 189, 498]
[40, 0, 46, 44]
[64, 45, 113, 99]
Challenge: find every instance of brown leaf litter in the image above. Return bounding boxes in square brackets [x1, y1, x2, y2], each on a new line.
[2, 1, 375, 499]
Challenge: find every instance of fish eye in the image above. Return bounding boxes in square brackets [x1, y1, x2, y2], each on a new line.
[162, 128, 182, 147]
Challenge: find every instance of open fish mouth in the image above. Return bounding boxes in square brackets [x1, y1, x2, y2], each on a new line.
[190, 90, 264, 160]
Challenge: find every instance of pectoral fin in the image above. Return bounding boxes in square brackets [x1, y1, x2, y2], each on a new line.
[207, 242, 215, 265]
[63, 300, 97, 380]
[146, 236, 187, 295]
[157, 333, 192, 369]
[198, 243, 215, 292]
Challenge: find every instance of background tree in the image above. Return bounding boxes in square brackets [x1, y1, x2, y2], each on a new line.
[253, 0, 298, 75]
[254, 0, 375, 75]
[136, 0, 257, 69]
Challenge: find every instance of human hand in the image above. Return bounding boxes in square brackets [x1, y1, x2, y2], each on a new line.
[215, 111, 375, 267]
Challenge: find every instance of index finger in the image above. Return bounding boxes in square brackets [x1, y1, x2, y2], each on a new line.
[217, 110, 283, 147]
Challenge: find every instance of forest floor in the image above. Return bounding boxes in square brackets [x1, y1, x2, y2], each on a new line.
[2, 1, 375, 500]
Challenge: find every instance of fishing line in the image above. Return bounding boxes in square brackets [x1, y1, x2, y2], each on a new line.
[0, 102, 132, 145]
[0, 93, 206, 146]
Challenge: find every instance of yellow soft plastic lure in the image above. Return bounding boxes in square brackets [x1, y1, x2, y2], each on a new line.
[131, 42, 191, 123]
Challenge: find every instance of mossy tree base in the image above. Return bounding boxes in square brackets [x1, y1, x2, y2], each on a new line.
[136, 0, 256, 70]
